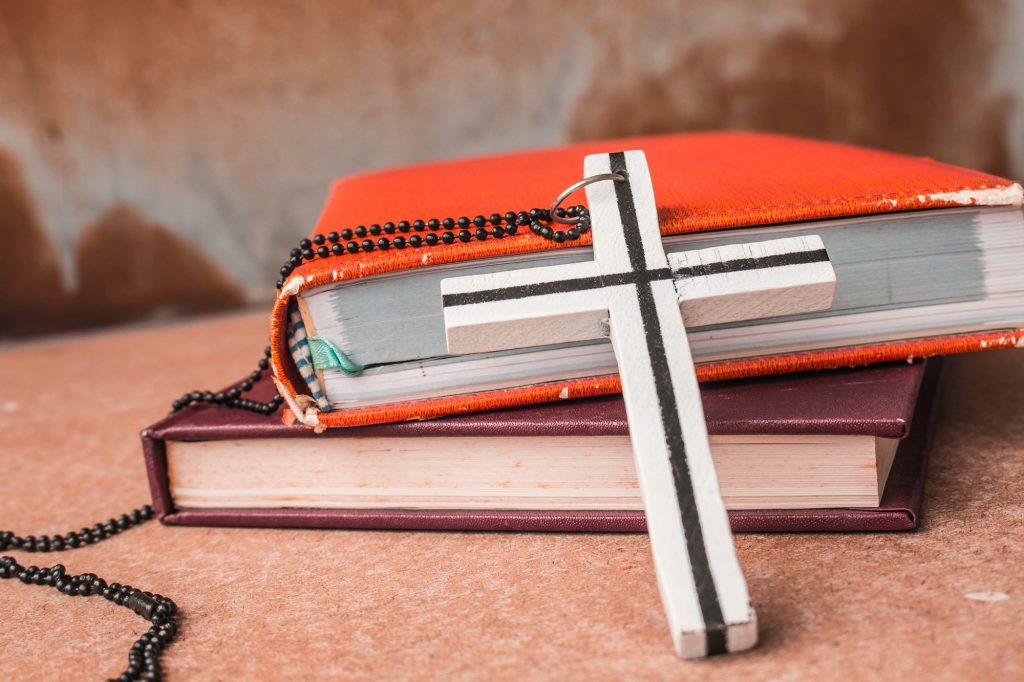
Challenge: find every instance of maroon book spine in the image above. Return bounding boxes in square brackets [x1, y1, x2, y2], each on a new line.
[142, 361, 939, 532]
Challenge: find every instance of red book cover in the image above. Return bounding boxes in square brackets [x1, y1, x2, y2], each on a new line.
[142, 359, 941, 533]
[268, 131, 1019, 428]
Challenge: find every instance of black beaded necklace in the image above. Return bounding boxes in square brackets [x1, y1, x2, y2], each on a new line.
[1, 203, 591, 681]
[274, 206, 591, 292]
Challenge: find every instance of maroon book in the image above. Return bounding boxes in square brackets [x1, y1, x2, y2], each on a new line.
[142, 360, 940, 532]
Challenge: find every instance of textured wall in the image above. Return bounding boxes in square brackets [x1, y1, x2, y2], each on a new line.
[2, 0, 1022, 336]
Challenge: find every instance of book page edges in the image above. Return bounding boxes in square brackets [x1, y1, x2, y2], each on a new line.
[164, 434, 892, 512]
[270, 326, 1020, 429]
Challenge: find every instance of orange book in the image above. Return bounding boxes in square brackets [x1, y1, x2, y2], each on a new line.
[268, 132, 1023, 428]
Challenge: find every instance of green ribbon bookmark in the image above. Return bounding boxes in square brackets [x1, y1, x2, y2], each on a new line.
[307, 336, 364, 376]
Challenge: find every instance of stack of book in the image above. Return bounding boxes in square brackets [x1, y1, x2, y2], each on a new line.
[142, 132, 1024, 533]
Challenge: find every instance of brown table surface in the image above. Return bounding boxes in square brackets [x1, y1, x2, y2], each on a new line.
[1, 311, 1021, 680]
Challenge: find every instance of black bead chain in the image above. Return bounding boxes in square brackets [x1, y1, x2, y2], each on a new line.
[1, 505, 179, 681]
[174, 205, 592, 418]
[169, 345, 283, 416]
[274, 205, 591, 290]
[0, 505, 154, 553]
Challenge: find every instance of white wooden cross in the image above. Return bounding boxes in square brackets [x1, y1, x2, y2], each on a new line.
[440, 151, 836, 658]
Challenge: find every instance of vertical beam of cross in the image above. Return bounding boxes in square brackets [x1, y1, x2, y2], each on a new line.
[584, 151, 754, 657]
[440, 150, 835, 657]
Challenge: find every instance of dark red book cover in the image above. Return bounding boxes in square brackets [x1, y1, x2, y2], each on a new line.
[142, 360, 940, 533]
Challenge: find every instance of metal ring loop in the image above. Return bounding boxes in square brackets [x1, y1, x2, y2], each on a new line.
[549, 172, 625, 224]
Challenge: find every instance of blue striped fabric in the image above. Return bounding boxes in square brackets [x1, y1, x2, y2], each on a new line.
[287, 303, 332, 412]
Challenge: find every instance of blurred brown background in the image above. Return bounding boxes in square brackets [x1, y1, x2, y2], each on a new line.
[2, 0, 1022, 338]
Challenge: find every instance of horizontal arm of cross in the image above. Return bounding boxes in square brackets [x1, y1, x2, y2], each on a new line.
[442, 234, 835, 355]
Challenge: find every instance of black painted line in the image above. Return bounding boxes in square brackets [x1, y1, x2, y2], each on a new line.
[609, 152, 649, 274]
[609, 151, 728, 657]
[673, 248, 829, 279]
[442, 269, 673, 308]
